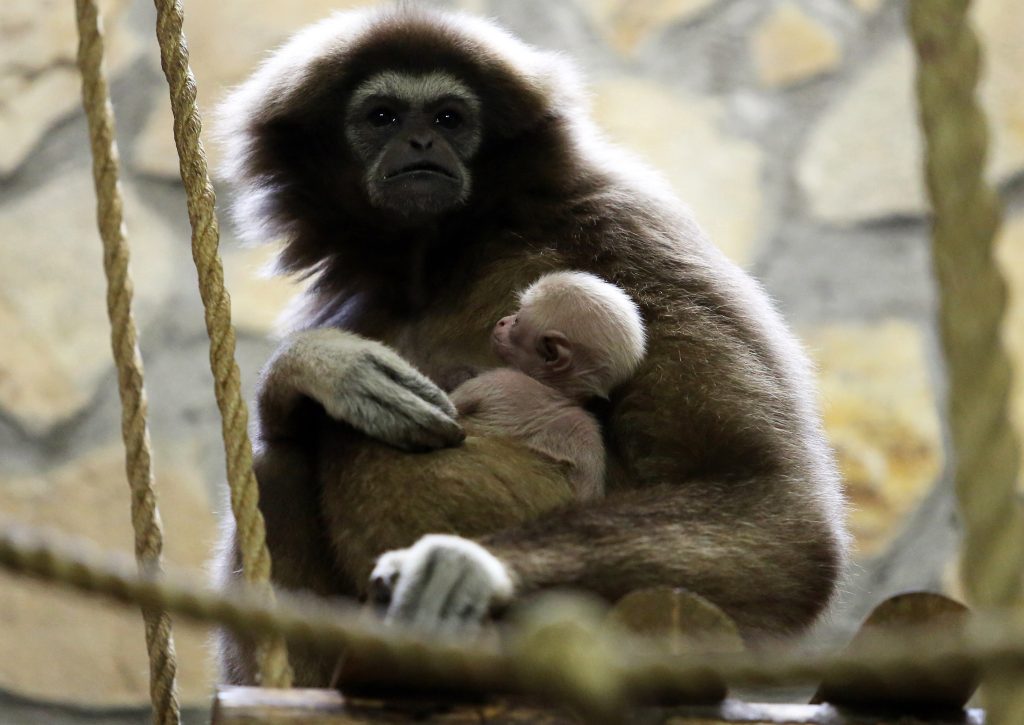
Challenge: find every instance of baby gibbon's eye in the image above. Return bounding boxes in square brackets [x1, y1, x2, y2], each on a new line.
[512, 315, 519, 327]
[368, 107, 399, 127]
[434, 109, 462, 129]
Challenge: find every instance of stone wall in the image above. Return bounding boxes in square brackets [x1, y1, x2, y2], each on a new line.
[1, 0, 1021, 721]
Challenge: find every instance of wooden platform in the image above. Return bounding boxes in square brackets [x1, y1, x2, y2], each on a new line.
[212, 688, 986, 724]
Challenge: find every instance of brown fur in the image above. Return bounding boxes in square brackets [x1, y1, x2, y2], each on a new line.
[213, 6, 848, 686]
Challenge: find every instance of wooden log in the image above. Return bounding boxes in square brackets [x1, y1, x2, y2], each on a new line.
[211, 688, 986, 724]
[607, 587, 744, 655]
[812, 592, 977, 712]
[607, 587, 744, 704]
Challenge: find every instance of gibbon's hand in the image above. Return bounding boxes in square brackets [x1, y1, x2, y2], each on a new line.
[370, 535, 514, 633]
[281, 329, 464, 451]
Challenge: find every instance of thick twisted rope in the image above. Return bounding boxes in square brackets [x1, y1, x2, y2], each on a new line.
[908, 2, 1024, 723]
[74, 2, 181, 722]
[148, 0, 291, 687]
[1, 520, 1022, 720]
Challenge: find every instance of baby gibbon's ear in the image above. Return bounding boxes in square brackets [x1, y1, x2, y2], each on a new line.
[537, 331, 573, 373]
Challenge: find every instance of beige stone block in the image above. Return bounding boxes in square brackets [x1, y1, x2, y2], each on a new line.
[223, 244, 308, 336]
[798, 0, 1024, 224]
[586, 0, 722, 55]
[134, 0, 384, 178]
[803, 321, 943, 556]
[940, 554, 971, 605]
[0, 169, 176, 433]
[591, 79, 764, 266]
[996, 213, 1024, 492]
[456, 0, 489, 14]
[0, 441, 218, 705]
[752, 3, 841, 88]
[796, 44, 924, 223]
[0, 0, 139, 176]
[851, 0, 884, 14]
[975, 0, 1024, 189]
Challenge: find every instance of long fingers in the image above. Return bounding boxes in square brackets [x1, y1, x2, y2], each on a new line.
[322, 353, 463, 451]
[357, 364, 464, 450]
[369, 356, 458, 419]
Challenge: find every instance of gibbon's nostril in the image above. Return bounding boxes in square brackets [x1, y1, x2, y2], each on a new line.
[497, 319, 506, 327]
[409, 134, 433, 151]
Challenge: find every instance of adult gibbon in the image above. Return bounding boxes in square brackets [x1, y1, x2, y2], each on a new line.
[214, 6, 848, 685]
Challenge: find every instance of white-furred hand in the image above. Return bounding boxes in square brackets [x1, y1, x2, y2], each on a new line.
[276, 329, 463, 451]
[369, 534, 514, 632]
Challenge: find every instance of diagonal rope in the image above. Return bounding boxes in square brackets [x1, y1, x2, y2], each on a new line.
[147, 0, 292, 687]
[908, 2, 1024, 723]
[74, 2, 181, 723]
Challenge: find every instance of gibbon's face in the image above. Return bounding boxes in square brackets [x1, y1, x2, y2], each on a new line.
[492, 311, 537, 374]
[344, 71, 483, 221]
[492, 309, 574, 384]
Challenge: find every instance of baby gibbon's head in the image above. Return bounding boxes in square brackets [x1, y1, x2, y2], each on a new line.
[492, 271, 646, 400]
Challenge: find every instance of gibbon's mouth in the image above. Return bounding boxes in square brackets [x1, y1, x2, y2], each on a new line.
[385, 161, 457, 181]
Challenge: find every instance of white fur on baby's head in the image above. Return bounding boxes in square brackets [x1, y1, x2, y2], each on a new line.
[519, 271, 646, 393]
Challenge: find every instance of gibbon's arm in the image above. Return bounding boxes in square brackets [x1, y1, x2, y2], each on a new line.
[373, 477, 840, 637]
[486, 479, 841, 635]
[257, 328, 464, 451]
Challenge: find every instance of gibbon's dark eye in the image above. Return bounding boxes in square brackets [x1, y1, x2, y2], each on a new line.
[512, 315, 519, 328]
[434, 109, 462, 129]
[367, 107, 398, 127]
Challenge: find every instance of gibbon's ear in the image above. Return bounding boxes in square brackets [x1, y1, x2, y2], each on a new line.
[536, 330, 573, 373]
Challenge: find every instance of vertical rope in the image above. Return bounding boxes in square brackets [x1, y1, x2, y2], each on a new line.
[908, 1, 1024, 722]
[148, 0, 292, 687]
[74, 2, 181, 722]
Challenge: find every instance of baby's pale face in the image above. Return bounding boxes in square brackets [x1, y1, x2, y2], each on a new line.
[492, 309, 545, 377]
